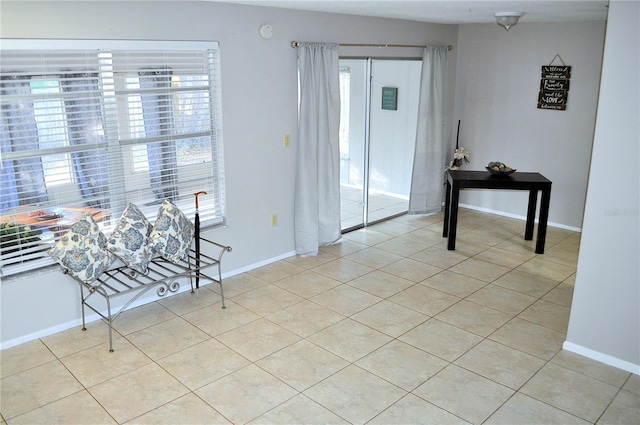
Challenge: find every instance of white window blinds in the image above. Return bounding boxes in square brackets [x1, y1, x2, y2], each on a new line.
[0, 40, 225, 277]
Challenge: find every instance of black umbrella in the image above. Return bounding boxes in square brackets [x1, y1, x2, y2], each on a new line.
[453, 120, 461, 168]
[194, 191, 207, 292]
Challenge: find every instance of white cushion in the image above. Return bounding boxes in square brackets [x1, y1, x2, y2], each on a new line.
[148, 200, 194, 263]
[107, 203, 154, 274]
[48, 213, 113, 283]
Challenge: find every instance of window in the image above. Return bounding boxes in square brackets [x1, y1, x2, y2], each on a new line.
[31, 79, 74, 186]
[0, 40, 226, 277]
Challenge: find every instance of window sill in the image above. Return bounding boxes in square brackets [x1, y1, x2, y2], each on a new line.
[1, 263, 62, 285]
[1, 222, 229, 284]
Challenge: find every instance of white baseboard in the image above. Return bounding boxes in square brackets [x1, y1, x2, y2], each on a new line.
[0, 250, 298, 351]
[0, 320, 86, 350]
[0, 279, 206, 350]
[459, 203, 582, 232]
[563, 341, 640, 375]
[223, 250, 297, 278]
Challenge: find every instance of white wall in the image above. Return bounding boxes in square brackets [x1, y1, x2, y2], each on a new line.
[564, 0, 640, 374]
[453, 21, 606, 229]
[0, 1, 457, 347]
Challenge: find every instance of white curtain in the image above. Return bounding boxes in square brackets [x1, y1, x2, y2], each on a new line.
[295, 42, 341, 256]
[408, 46, 449, 214]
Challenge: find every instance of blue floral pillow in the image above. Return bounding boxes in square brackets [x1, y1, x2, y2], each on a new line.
[149, 200, 195, 263]
[48, 214, 113, 284]
[107, 203, 154, 274]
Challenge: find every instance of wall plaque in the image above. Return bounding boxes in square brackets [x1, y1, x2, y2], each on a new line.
[382, 87, 397, 110]
[538, 61, 571, 111]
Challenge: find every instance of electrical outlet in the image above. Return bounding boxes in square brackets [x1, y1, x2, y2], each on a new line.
[284, 134, 290, 148]
[271, 214, 278, 226]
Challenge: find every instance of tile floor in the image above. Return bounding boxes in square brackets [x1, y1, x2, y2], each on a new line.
[340, 186, 409, 230]
[1, 209, 639, 424]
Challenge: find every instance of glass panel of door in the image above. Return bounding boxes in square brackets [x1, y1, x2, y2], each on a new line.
[339, 58, 422, 231]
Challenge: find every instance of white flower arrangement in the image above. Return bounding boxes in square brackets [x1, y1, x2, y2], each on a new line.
[447, 148, 470, 170]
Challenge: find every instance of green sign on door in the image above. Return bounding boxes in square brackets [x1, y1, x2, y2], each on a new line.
[382, 87, 397, 110]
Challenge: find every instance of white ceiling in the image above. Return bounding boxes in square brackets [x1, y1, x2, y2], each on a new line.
[207, 0, 609, 24]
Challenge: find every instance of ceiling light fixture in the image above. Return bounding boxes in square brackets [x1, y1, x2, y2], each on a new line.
[494, 11, 524, 31]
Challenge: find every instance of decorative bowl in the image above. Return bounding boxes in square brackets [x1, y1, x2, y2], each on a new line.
[486, 161, 516, 176]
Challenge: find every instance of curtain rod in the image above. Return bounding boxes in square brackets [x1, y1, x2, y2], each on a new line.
[291, 41, 453, 51]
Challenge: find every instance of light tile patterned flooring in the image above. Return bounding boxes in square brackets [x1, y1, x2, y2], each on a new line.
[340, 186, 409, 230]
[2, 209, 639, 424]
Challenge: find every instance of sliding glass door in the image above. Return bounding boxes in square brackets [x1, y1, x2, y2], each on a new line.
[339, 58, 422, 231]
[338, 59, 367, 230]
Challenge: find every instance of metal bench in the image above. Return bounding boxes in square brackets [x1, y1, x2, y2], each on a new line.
[66, 237, 232, 352]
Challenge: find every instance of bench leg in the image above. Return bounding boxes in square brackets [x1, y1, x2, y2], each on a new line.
[80, 284, 87, 332]
[105, 295, 114, 352]
[218, 264, 226, 309]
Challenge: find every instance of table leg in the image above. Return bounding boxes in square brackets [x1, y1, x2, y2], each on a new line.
[443, 179, 451, 237]
[447, 181, 460, 250]
[535, 187, 551, 254]
[525, 190, 538, 240]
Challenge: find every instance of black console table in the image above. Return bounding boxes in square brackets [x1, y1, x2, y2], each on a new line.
[443, 170, 552, 254]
